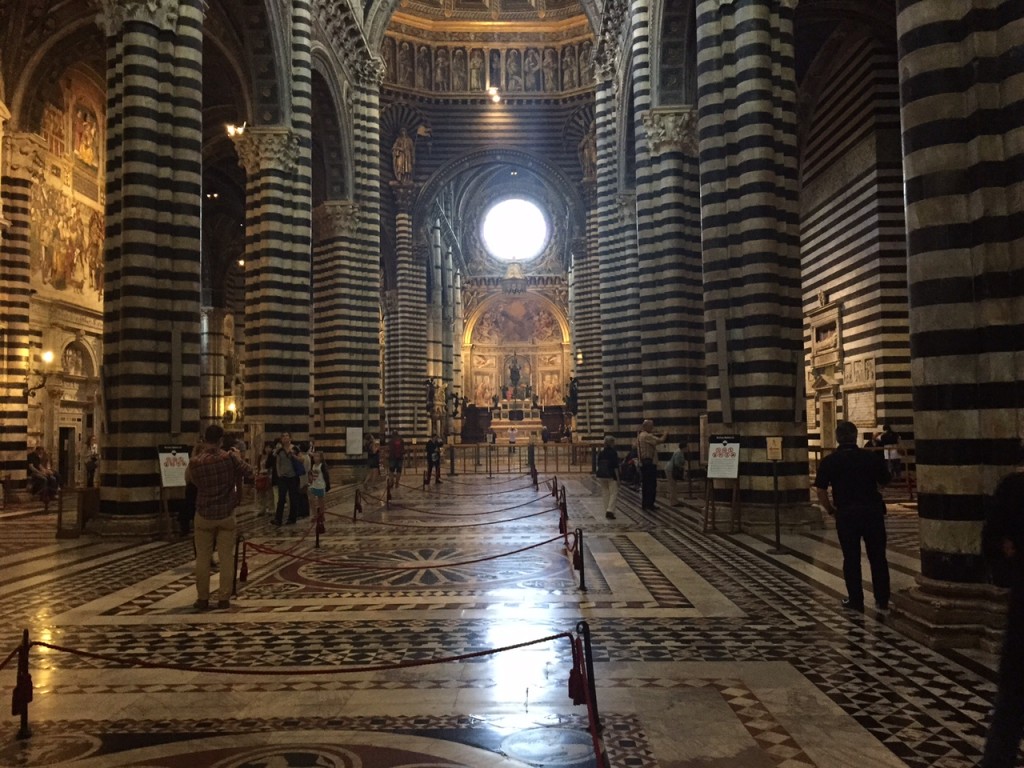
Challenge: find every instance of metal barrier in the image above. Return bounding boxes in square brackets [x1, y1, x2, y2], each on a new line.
[399, 442, 600, 476]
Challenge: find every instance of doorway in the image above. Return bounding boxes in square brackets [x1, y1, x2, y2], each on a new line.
[820, 399, 836, 449]
[59, 426, 77, 488]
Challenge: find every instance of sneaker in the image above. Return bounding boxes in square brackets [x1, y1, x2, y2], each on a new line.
[875, 601, 889, 612]
[605, 512, 616, 519]
[216, 599, 230, 609]
[271, 518, 282, 526]
[841, 598, 864, 612]
[285, 518, 297, 525]
[193, 599, 209, 611]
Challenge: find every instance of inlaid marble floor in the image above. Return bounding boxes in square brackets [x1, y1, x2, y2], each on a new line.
[0, 473, 1012, 767]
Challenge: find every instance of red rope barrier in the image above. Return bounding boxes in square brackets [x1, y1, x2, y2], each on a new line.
[354, 493, 554, 518]
[340, 506, 559, 531]
[392, 481, 540, 498]
[28, 631, 575, 677]
[0, 645, 19, 673]
[242, 533, 566, 571]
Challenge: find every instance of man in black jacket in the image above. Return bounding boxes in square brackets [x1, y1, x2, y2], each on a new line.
[815, 420, 891, 612]
[980, 451, 1024, 767]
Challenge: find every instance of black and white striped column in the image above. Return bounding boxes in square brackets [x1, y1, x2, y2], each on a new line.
[0, 133, 43, 487]
[897, 0, 1024, 584]
[232, 127, 312, 443]
[312, 199, 378, 474]
[696, 0, 809, 509]
[385, 184, 428, 439]
[97, 0, 205, 522]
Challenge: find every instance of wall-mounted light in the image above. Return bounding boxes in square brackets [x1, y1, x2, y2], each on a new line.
[487, 86, 501, 103]
[24, 350, 55, 398]
[237, 259, 245, 267]
[205, 192, 219, 199]
[226, 122, 246, 137]
[576, 350, 584, 365]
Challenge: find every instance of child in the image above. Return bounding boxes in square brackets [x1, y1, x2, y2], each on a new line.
[307, 451, 331, 520]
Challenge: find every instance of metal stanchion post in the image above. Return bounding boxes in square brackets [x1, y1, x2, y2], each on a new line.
[576, 620, 601, 731]
[574, 527, 587, 592]
[14, 628, 32, 740]
[232, 534, 242, 596]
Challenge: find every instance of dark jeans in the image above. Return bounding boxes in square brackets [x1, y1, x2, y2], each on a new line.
[275, 476, 300, 523]
[835, 509, 890, 607]
[981, 565, 1024, 767]
[426, 462, 441, 483]
[640, 459, 657, 509]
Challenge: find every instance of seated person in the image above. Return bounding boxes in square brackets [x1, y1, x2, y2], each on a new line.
[27, 446, 61, 498]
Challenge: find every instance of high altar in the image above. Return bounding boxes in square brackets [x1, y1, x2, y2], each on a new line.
[462, 292, 572, 441]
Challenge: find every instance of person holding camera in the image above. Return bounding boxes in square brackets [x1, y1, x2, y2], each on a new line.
[187, 424, 253, 610]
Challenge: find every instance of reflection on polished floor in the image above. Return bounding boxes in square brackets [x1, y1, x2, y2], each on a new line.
[0, 472, 1010, 767]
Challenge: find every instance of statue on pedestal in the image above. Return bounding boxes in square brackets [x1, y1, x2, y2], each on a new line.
[509, 354, 521, 392]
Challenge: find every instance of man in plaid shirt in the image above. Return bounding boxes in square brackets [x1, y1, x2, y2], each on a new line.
[187, 424, 253, 610]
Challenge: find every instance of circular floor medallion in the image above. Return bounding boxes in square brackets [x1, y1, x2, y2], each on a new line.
[500, 727, 594, 767]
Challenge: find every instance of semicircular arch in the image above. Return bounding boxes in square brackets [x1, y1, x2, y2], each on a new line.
[463, 291, 571, 347]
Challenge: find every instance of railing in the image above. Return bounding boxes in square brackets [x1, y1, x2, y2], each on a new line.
[400, 442, 600, 476]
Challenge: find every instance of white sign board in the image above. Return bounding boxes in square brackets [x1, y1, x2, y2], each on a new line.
[346, 427, 364, 456]
[707, 437, 740, 479]
[157, 444, 191, 488]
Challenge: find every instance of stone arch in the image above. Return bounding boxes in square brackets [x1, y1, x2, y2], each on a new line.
[415, 148, 586, 238]
[311, 48, 354, 203]
[649, 0, 697, 107]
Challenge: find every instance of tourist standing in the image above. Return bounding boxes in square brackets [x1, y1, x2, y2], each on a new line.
[814, 419, 891, 612]
[636, 420, 665, 511]
[664, 441, 687, 507]
[425, 434, 444, 485]
[187, 424, 253, 610]
[596, 435, 621, 519]
[272, 432, 300, 525]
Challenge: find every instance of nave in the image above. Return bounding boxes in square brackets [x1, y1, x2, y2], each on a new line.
[0, 475, 1006, 767]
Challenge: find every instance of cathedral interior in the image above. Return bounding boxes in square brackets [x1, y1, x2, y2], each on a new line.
[0, 0, 1022, 765]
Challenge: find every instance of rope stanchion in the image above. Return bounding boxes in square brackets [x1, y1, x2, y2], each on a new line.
[530, 463, 539, 489]
[316, 510, 326, 539]
[353, 490, 362, 522]
[239, 540, 249, 583]
[354, 493, 552, 519]
[12, 629, 32, 740]
[574, 527, 587, 592]
[231, 533, 242, 598]
[574, 621, 608, 767]
[551, 476, 558, 497]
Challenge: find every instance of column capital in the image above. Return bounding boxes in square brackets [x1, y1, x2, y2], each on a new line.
[390, 180, 419, 211]
[313, 200, 361, 241]
[3, 132, 47, 180]
[356, 56, 387, 88]
[641, 106, 698, 156]
[231, 127, 301, 176]
[96, 0, 201, 36]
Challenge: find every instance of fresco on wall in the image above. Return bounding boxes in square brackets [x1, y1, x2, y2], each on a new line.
[472, 298, 561, 345]
[73, 102, 100, 167]
[30, 181, 104, 301]
[384, 36, 592, 95]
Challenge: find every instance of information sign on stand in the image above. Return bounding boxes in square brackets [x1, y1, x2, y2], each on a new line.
[157, 444, 191, 542]
[157, 445, 191, 488]
[704, 436, 741, 533]
[707, 437, 740, 479]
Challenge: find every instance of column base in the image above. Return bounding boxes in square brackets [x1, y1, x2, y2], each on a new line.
[738, 502, 825, 532]
[85, 513, 164, 538]
[890, 575, 1007, 652]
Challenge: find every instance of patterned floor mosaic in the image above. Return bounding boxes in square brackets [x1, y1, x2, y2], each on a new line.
[0, 476, 1015, 767]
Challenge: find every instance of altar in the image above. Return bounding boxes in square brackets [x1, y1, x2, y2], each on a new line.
[489, 399, 543, 442]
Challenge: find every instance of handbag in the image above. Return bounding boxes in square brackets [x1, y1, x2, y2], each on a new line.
[254, 474, 271, 491]
[290, 455, 307, 476]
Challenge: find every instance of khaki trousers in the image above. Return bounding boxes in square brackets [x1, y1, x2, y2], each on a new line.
[194, 513, 237, 602]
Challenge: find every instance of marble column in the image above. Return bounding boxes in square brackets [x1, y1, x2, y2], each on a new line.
[638, 106, 704, 458]
[312, 199, 379, 477]
[96, 0, 205, 526]
[231, 127, 312, 444]
[199, 307, 227, 429]
[385, 183, 428, 439]
[696, 0, 811, 519]
[0, 133, 43, 490]
[891, 0, 1024, 648]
